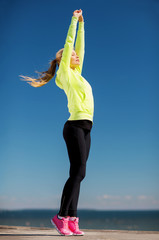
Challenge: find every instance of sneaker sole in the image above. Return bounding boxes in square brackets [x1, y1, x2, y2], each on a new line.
[73, 233, 85, 236]
[50, 219, 73, 236]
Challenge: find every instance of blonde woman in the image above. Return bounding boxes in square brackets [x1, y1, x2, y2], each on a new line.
[20, 9, 94, 236]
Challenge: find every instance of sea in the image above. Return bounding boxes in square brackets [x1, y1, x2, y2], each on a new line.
[0, 209, 159, 231]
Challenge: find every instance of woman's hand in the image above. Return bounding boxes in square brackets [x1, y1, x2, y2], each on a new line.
[73, 9, 82, 19]
[78, 15, 84, 22]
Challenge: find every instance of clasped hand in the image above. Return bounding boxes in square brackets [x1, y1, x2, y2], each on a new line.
[73, 9, 83, 19]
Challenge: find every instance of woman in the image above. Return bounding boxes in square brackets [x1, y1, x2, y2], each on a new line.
[20, 9, 94, 236]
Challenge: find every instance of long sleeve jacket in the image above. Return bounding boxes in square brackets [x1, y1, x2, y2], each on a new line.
[55, 16, 94, 123]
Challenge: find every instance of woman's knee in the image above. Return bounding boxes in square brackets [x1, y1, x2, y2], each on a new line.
[78, 167, 86, 181]
[70, 164, 86, 182]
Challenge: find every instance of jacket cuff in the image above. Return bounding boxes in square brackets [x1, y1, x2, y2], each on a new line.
[72, 16, 78, 23]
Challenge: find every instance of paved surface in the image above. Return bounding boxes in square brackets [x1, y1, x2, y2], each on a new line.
[0, 225, 159, 240]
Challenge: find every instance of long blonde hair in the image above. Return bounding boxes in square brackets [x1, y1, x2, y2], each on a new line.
[19, 48, 64, 87]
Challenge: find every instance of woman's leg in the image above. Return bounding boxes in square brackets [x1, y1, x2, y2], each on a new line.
[85, 128, 91, 162]
[68, 128, 91, 216]
[58, 123, 91, 217]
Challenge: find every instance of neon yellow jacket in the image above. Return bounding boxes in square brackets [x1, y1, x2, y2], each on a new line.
[55, 16, 94, 123]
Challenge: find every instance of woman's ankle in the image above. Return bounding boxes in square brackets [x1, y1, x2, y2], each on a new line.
[58, 215, 68, 219]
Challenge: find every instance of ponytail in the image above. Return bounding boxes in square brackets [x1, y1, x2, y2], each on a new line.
[19, 58, 58, 87]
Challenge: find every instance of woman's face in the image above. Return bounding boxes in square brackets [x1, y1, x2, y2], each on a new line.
[70, 50, 80, 69]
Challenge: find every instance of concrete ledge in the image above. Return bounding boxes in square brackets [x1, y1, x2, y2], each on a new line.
[0, 225, 159, 240]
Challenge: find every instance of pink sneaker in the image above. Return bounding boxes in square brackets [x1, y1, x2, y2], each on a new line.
[51, 215, 73, 236]
[68, 217, 84, 236]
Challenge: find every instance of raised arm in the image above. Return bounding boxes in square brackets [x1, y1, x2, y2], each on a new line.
[75, 14, 85, 74]
[59, 10, 83, 70]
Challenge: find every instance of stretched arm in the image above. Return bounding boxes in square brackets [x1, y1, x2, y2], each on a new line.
[75, 13, 84, 74]
[60, 10, 83, 70]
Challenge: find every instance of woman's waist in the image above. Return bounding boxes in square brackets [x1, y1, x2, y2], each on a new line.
[65, 119, 93, 130]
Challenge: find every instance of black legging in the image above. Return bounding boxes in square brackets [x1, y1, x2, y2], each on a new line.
[58, 121, 91, 217]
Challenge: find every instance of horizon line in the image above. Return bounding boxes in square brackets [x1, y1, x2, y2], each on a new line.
[1, 208, 159, 211]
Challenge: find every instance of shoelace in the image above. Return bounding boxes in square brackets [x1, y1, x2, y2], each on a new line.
[62, 218, 68, 229]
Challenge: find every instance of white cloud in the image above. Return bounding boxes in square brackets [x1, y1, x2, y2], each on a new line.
[137, 195, 154, 200]
[124, 195, 132, 200]
[98, 195, 121, 200]
[1, 194, 159, 210]
[95, 194, 159, 210]
[0, 195, 61, 209]
[137, 195, 148, 200]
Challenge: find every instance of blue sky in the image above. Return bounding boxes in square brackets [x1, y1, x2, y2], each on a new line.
[0, 0, 159, 210]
